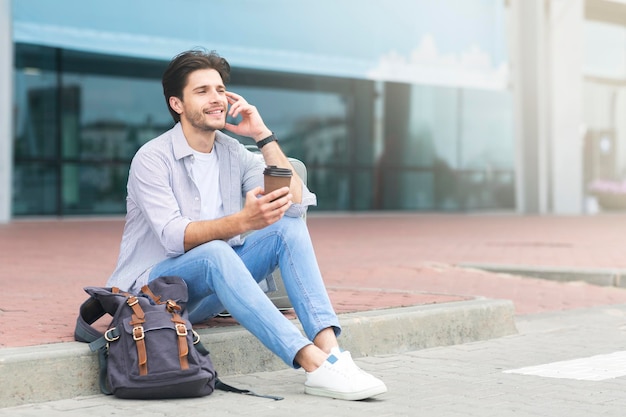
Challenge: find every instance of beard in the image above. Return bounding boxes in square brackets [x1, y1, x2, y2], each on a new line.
[184, 108, 225, 132]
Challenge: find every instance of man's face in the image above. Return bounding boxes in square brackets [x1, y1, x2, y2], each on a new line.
[174, 69, 228, 132]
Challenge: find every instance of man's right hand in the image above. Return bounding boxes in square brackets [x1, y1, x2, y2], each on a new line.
[183, 186, 292, 252]
[241, 186, 292, 230]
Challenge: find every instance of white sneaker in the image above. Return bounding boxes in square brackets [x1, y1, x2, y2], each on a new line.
[304, 348, 387, 400]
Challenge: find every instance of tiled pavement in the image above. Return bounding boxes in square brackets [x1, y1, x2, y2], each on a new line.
[4, 304, 626, 417]
[3, 212, 626, 348]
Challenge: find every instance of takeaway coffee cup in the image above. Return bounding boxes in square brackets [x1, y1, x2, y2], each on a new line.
[263, 165, 292, 196]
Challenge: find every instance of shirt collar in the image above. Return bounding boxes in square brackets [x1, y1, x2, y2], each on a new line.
[171, 122, 234, 160]
[172, 122, 193, 161]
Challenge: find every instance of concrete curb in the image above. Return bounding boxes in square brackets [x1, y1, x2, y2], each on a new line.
[0, 298, 516, 408]
[460, 263, 626, 288]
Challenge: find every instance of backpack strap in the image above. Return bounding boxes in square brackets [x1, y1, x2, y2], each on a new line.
[74, 296, 106, 343]
[189, 322, 284, 400]
[140, 285, 162, 304]
[169, 305, 190, 371]
[215, 378, 284, 401]
[74, 296, 113, 395]
[126, 296, 148, 376]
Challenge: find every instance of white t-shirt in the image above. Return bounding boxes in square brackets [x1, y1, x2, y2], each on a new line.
[190, 149, 224, 220]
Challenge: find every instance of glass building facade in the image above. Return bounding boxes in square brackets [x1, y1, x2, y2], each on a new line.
[7, 0, 626, 219]
[13, 44, 515, 216]
[10, 0, 518, 216]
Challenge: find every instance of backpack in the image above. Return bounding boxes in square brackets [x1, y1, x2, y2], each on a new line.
[74, 275, 282, 400]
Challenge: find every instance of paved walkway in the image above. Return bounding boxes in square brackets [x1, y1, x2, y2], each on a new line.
[3, 212, 626, 348]
[3, 303, 626, 416]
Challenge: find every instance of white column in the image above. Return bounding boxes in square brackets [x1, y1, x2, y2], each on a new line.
[0, 0, 13, 223]
[509, 0, 550, 213]
[509, 0, 584, 214]
[549, 0, 584, 214]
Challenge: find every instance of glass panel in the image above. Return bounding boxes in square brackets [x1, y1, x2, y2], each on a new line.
[61, 73, 172, 161]
[460, 89, 514, 170]
[224, 85, 351, 210]
[457, 170, 515, 210]
[62, 163, 129, 215]
[14, 45, 58, 159]
[408, 85, 459, 169]
[58, 52, 172, 215]
[350, 170, 374, 211]
[383, 81, 514, 211]
[12, 162, 58, 215]
[305, 168, 350, 211]
[493, 171, 515, 208]
[398, 171, 434, 210]
[583, 78, 626, 211]
[584, 21, 626, 80]
[224, 85, 349, 162]
[433, 162, 460, 210]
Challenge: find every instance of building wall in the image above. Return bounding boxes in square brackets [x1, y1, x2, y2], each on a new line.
[12, 44, 515, 215]
[0, 0, 13, 223]
[10, 1, 624, 217]
[7, 0, 518, 217]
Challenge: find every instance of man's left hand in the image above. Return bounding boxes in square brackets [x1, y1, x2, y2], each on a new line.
[224, 91, 272, 141]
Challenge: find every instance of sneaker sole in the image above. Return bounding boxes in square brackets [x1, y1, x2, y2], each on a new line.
[304, 384, 387, 401]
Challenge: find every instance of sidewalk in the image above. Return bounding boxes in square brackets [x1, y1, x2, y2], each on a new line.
[5, 304, 624, 417]
[4, 212, 626, 408]
[0, 212, 626, 348]
[3, 212, 626, 348]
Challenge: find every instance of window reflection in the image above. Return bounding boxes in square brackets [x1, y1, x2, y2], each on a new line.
[13, 162, 58, 215]
[224, 86, 352, 210]
[582, 22, 626, 211]
[15, 70, 58, 159]
[13, 44, 516, 216]
[61, 75, 172, 161]
[62, 163, 129, 214]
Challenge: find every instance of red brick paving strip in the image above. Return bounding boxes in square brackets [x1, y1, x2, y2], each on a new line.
[3, 213, 626, 348]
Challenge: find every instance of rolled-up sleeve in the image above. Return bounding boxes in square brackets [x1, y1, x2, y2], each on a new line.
[128, 148, 190, 257]
[287, 183, 317, 217]
[239, 145, 317, 218]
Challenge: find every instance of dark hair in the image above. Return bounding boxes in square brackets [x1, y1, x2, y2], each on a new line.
[162, 49, 231, 122]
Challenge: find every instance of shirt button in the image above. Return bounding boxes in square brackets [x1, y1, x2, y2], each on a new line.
[195, 197, 199, 201]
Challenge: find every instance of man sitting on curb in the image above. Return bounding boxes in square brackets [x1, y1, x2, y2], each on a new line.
[106, 49, 387, 401]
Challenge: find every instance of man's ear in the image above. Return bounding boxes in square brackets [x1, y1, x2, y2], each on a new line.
[169, 96, 183, 115]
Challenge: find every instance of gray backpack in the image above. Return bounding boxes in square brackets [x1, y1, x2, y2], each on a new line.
[75, 276, 217, 399]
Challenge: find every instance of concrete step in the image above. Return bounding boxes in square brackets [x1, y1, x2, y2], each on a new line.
[461, 263, 626, 287]
[0, 298, 516, 408]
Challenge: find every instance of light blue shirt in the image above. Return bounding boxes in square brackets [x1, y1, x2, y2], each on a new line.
[106, 122, 317, 291]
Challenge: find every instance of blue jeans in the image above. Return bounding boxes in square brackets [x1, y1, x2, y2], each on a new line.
[149, 216, 341, 368]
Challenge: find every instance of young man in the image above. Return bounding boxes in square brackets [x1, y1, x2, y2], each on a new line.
[106, 49, 387, 401]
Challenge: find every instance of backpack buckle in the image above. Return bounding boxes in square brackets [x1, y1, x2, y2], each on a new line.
[175, 323, 188, 337]
[104, 328, 120, 342]
[132, 326, 145, 341]
[166, 300, 181, 313]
